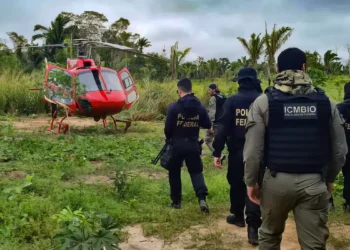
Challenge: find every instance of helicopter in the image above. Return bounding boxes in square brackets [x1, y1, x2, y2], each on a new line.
[28, 39, 167, 134]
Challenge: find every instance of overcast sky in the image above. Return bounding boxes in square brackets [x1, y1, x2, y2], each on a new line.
[1, 0, 350, 63]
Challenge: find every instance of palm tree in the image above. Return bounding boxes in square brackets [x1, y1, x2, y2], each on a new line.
[7, 32, 28, 65]
[237, 33, 265, 67]
[137, 37, 151, 53]
[264, 23, 294, 85]
[323, 50, 340, 74]
[32, 14, 76, 45]
[170, 41, 191, 80]
[207, 58, 218, 78]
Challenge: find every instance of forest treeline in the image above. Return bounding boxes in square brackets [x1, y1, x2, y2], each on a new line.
[1, 10, 350, 86]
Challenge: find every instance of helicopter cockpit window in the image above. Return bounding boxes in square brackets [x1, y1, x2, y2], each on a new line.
[120, 72, 133, 90]
[101, 70, 123, 91]
[76, 70, 104, 94]
[46, 68, 73, 105]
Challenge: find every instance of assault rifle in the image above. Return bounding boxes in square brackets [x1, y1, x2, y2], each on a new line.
[152, 139, 205, 166]
[151, 141, 168, 165]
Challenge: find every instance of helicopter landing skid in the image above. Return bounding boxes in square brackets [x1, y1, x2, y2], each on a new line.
[49, 110, 70, 134]
[102, 116, 131, 133]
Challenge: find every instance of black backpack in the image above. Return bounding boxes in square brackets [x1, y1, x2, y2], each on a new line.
[214, 94, 227, 120]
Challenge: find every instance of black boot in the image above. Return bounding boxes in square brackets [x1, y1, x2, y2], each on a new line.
[168, 201, 181, 209]
[248, 226, 259, 245]
[343, 203, 350, 213]
[199, 199, 210, 214]
[328, 197, 335, 211]
[226, 215, 245, 227]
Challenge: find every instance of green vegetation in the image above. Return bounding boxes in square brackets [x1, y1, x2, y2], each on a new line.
[1, 9, 350, 250]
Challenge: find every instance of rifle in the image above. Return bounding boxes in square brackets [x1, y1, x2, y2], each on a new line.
[152, 138, 204, 166]
[151, 142, 167, 165]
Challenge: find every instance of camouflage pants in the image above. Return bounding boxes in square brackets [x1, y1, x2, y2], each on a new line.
[204, 124, 218, 152]
[259, 169, 329, 250]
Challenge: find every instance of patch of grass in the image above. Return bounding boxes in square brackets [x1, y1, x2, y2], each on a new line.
[328, 234, 350, 249]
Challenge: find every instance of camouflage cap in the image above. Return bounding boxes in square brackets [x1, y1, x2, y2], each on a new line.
[274, 70, 312, 86]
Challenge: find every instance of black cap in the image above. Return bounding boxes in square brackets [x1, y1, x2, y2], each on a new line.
[232, 67, 261, 83]
[177, 78, 192, 92]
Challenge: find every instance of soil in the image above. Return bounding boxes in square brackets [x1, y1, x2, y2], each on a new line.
[119, 218, 350, 250]
[1, 115, 113, 132]
[84, 175, 114, 185]
[7, 171, 26, 180]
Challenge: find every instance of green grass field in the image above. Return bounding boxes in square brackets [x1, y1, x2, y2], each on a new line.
[0, 116, 349, 249]
[0, 70, 350, 249]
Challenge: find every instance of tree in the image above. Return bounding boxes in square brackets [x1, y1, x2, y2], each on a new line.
[7, 32, 28, 66]
[137, 37, 151, 53]
[32, 14, 77, 44]
[207, 58, 218, 78]
[218, 58, 231, 75]
[237, 33, 265, 67]
[170, 41, 191, 80]
[61, 11, 108, 41]
[264, 23, 294, 85]
[305, 51, 323, 70]
[323, 50, 341, 74]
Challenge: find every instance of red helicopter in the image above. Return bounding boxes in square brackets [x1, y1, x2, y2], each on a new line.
[29, 39, 166, 134]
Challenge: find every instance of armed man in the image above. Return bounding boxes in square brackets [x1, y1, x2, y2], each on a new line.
[332, 82, 350, 212]
[164, 78, 212, 213]
[212, 67, 263, 245]
[244, 47, 347, 250]
[205, 83, 226, 154]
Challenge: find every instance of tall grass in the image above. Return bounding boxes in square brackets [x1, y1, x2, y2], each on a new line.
[0, 70, 46, 115]
[0, 69, 349, 118]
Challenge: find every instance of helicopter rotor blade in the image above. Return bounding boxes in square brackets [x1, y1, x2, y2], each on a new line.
[91, 41, 169, 62]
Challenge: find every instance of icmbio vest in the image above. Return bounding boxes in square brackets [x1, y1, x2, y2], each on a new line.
[265, 87, 331, 173]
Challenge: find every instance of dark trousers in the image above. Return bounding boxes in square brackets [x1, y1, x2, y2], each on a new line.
[227, 150, 262, 228]
[344, 162, 350, 204]
[168, 140, 208, 203]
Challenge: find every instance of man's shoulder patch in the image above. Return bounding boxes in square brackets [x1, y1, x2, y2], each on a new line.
[283, 103, 318, 119]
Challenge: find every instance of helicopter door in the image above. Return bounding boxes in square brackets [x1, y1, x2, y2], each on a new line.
[45, 65, 75, 110]
[118, 68, 139, 109]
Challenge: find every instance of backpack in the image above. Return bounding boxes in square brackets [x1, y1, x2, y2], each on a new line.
[214, 94, 227, 121]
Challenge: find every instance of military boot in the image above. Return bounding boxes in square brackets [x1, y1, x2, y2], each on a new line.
[247, 226, 259, 245]
[226, 215, 245, 227]
[199, 199, 210, 214]
[343, 203, 350, 213]
[168, 201, 181, 209]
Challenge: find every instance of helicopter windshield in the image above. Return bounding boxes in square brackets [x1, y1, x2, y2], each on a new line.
[101, 70, 123, 91]
[76, 70, 104, 94]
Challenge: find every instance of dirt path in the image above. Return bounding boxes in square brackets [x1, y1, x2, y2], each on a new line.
[1, 115, 104, 132]
[119, 218, 350, 250]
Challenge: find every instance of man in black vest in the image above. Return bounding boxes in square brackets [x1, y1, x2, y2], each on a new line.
[212, 67, 263, 245]
[164, 78, 211, 213]
[334, 82, 350, 212]
[205, 83, 226, 153]
[244, 47, 347, 249]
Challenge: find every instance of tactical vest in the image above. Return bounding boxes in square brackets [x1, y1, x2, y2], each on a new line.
[265, 87, 331, 173]
[337, 100, 350, 160]
[230, 90, 260, 149]
[214, 94, 226, 122]
[172, 107, 201, 140]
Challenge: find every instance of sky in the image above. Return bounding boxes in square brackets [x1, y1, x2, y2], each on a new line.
[1, 0, 350, 63]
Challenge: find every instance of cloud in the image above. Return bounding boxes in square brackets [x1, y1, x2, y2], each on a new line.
[1, 0, 350, 63]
